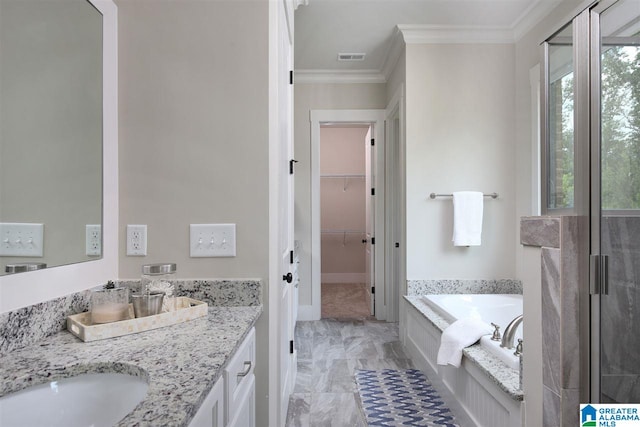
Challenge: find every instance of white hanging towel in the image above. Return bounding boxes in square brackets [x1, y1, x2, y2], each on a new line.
[452, 191, 484, 246]
[436, 318, 492, 368]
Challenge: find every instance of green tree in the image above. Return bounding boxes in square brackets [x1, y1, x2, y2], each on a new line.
[601, 46, 640, 209]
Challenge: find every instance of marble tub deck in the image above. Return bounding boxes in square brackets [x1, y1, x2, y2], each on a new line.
[0, 306, 262, 427]
[405, 295, 523, 401]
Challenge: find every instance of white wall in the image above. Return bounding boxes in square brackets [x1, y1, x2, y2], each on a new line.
[513, 1, 592, 425]
[115, 0, 271, 421]
[404, 43, 516, 280]
[294, 83, 387, 306]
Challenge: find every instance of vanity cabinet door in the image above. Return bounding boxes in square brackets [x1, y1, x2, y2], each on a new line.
[226, 374, 255, 427]
[225, 327, 256, 427]
[188, 375, 224, 427]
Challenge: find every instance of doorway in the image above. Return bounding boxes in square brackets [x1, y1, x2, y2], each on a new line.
[319, 125, 373, 319]
[309, 109, 386, 321]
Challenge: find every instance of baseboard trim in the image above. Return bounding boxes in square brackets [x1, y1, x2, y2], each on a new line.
[297, 304, 320, 321]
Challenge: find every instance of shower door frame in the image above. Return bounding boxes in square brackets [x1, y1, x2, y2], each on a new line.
[543, 0, 639, 404]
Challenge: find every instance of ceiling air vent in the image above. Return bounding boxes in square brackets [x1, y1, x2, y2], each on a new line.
[337, 53, 366, 61]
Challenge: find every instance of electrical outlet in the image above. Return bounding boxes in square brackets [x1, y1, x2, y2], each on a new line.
[126, 224, 147, 256]
[0, 223, 44, 257]
[190, 224, 236, 257]
[85, 224, 101, 256]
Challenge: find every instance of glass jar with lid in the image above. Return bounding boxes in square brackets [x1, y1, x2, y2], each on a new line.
[141, 263, 177, 312]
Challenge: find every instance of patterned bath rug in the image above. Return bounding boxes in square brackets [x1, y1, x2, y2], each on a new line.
[355, 369, 460, 426]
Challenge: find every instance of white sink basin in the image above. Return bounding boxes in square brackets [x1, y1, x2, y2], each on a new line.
[0, 372, 148, 427]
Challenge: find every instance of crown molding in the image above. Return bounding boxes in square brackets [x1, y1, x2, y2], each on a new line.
[294, 69, 387, 84]
[512, 0, 562, 41]
[380, 27, 405, 82]
[398, 24, 515, 44]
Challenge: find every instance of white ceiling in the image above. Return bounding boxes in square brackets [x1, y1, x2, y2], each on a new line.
[294, 0, 562, 80]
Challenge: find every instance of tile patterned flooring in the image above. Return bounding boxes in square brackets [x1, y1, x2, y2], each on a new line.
[285, 319, 414, 426]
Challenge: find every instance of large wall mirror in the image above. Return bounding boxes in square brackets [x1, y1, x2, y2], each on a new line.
[0, 0, 103, 275]
[0, 0, 117, 312]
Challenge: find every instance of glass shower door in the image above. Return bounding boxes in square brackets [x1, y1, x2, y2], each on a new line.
[594, 0, 640, 403]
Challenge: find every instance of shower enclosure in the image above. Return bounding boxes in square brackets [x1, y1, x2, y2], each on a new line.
[543, 0, 640, 404]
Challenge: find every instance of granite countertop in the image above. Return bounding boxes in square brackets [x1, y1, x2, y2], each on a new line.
[0, 305, 262, 426]
[404, 295, 523, 401]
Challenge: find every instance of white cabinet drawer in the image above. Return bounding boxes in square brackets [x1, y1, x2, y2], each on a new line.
[224, 327, 255, 425]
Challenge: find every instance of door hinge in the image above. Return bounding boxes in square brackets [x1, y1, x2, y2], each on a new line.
[371, 286, 375, 294]
[371, 138, 375, 146]
[371, 188, 375, 196]
[289, 70, 293, 85]
[289, 340, 294, 354]
[289, 159, 298, 175]
[290, 250, 294, 264]
[395, 242, 400, 248]
[371, 237, 375, 245]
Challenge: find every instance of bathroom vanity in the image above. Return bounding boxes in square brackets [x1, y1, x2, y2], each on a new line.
[0, 304, 261, 427]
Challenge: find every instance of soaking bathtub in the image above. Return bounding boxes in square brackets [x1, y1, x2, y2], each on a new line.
[421, 294, 523, 370]
[402, 294, 523, 427]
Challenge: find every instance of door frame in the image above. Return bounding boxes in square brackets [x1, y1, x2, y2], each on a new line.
[384, 85, 405, 323]
[309, 109, 386, 321]
[268, 0, 296, 425]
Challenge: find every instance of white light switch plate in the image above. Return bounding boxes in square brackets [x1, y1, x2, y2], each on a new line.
[0, 222, 44, 257]
[190, 224, 236, 257]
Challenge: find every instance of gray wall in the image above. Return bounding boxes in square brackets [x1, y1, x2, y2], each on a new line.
[404, 43, 517, 280]
[115, 0, 271, 421]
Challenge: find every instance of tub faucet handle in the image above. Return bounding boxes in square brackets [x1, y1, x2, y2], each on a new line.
[514, 339, 523, 356]
[490, 323, 501, 341]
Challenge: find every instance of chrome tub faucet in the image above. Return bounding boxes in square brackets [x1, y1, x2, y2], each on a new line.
[500, 314, 523, 350]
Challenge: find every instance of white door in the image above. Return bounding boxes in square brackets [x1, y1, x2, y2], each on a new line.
[277, 0, 295, 425]
[364, 126, 375, 315]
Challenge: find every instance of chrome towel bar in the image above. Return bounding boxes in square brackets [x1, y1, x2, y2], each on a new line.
[429, 192, 499, 199]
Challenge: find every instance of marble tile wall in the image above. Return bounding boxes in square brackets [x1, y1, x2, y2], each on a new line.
[0, 279, 261, 355]
[521, 216, 581, 427]
[600, 216, 640, 402]
[520, 217, 561, 248]
[406, 279, 522, 296]
[541, 247, 561, 425]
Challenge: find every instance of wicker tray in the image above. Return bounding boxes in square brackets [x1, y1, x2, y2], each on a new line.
[67, 297, 208, 342]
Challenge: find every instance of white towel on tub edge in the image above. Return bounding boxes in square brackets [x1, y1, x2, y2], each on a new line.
[437, 318, 493, 368]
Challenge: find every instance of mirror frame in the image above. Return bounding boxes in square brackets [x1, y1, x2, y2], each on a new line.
[0, 0, 118, 313]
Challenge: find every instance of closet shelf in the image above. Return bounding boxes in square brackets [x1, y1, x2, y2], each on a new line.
[321, 230, 367, 246]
